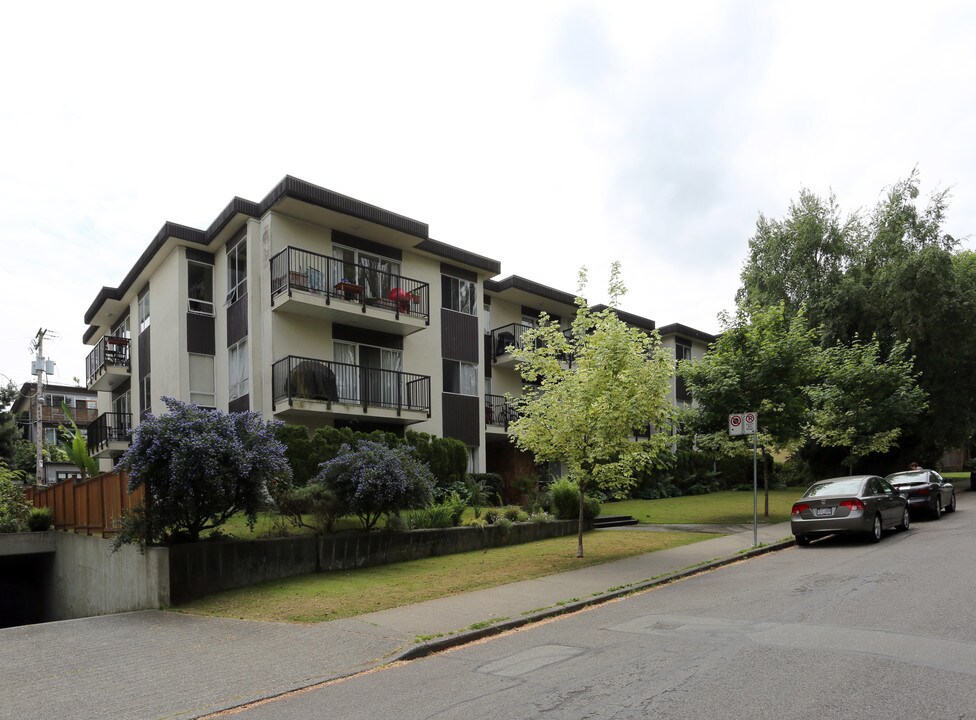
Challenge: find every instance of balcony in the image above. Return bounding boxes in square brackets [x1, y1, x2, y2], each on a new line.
[39, 404, 99, 425]
[87, 412, 132, 459]
[485, 394, 518, 434]
[86, 336, 131, 391]
[269, 247, 430, 336]
[490, 323, 539, 368]
[271, 355, 431, 424]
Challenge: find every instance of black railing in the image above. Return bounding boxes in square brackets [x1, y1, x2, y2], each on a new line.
[490, 323, 538, 360]
[485, 394, 518, 429]
[272, 355, 431, 416]
[86, 412, 132, 453]
[85, 336, 130, 387]
[269, 246, 430, 323]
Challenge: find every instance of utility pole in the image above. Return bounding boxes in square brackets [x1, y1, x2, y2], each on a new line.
[31, 328, 48, 486]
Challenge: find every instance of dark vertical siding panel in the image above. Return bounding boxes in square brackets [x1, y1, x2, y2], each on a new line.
[138, 329, 151, 376]
[483, 334, 492, 378]
[440, 310, 478, 362]
[187, 313, 216, 355]
[442, 393, 480, 446]
[227, 296, 248, 346]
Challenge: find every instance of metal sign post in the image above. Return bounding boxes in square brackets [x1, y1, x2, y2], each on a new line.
[729, 412, 760, 546]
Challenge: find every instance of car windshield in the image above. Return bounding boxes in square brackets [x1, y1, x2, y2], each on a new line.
[804, 479, 864, 497]
[885, 471, 927, 484]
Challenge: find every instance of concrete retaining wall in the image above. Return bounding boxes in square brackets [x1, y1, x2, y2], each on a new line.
[169, 520, 580, 605]
[47, 532, 170, 621]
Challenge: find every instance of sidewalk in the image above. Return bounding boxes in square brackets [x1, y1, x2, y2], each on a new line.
[0, 521, 794, 720]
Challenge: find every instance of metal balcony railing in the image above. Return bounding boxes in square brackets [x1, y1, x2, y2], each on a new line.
[272, 355, 431, 416]
[85, 336, 130, 387]
[269, 246, 430, 323]
[485, 394, 518, 429]
[86, 412, 132, 453]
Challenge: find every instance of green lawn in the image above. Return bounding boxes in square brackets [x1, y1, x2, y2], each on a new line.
[601, 487, 808, 525]
[173, 528, 717, 624]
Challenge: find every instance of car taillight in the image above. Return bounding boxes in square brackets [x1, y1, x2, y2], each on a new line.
[839, 499, 865, 512]
[792, 503, 809, 516]
[913, 487, 930, 496]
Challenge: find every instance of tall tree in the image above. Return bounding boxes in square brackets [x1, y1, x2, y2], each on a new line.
[508, 264, 675, 557]
[807, 337, 927, 473]
[0, 381, 21, 467]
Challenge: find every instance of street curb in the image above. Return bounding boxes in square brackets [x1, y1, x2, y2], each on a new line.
[395, 536, 796, 661]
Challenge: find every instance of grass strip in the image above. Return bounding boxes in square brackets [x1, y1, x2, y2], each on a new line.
[172, 529, 717, 624]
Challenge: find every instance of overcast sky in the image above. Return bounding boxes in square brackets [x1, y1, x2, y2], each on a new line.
[2, 0, 975, 388]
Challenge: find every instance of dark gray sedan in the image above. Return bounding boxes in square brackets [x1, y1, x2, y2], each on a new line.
[884, 469, 957, 519]
[791, 475, 910, 546]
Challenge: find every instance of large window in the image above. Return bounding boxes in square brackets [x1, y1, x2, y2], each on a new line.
[227, 237, 247, 304]
[442, 275, 476, 315]
[334, 341, 403, 405]
[138, 292, 150, 333]
[188, 261, 215, 316]
[443, 359, 478, 396]
[332, 244, 401, 300]
[113, 316, 130, 340]
[229, 339, 249, 401]
[140, 374, 152, 420]
[675, 339, 692, 403]
[189, 354, 216, 407]
[114, 390, 130, 419]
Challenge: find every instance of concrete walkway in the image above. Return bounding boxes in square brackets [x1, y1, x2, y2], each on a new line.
[0, 521, 794, 720]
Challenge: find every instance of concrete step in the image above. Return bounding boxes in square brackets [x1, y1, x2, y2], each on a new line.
[593, 515, 639, 528]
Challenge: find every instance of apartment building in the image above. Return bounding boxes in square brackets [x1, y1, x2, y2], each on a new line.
[83, 177, 501, 473]
[82, 176, 718, 483]
[658, 323, 719, 407]
[11, 382, 99, 483]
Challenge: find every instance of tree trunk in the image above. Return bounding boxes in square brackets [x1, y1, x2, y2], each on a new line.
[577, 483, 585, 558]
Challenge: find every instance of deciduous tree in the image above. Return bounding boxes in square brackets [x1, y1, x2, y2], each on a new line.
[508, 264, 675, 557]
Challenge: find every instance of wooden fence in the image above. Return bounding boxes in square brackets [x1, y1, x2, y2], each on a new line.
[24, 472, 143, 538]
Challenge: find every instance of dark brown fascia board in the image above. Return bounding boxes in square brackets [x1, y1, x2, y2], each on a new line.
[416, 238, 501, 275]
[588, 304, 656, 332]
[82, 325, 99, 344]
[484, 275, 577, 306]
[261, 177, 430, 239]
[657, 323, 718, 344]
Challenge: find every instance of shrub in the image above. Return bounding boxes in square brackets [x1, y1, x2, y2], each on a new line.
[529, 510, 555, 523]
[117, 398, 291, 544]
[503, 505, 529, 522]
[316, 440, 434, 530]
[409, 504, 454, 529]
[405, 431, 468, 492]
[27, 507, 53, 532]
[275, 483, 346, 534]
[548, 477, 601, 520]
[467, 472, 503, 505]
[0, 466, 30, 532]
[774, 456, 814, 488]
[442, 490, 467, 526]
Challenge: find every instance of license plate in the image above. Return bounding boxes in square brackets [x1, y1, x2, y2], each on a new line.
[814, 507, 833, 517]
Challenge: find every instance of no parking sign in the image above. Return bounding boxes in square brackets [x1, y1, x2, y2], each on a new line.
[728, 412, 758, 436]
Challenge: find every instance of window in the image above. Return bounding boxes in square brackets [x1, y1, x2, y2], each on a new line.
[229, 339, 249, 401]
[113, 390, 130, 419]
[675, 339, 693, 403]
[483, 302, 491, 334]
[43, 428, 58, 446]
[332, 244, 401, 300]
[189, 354, 216, 407]
[227, 237, 247, 304]
[188, 261, 215, 316]
[140, 374, 151, 420]
[138, 292, 150, 333]
[113, 316, 130, 340]
[334, 341, 404, 405]
[466, 447, 477, 474]
[47, 394, 73, 409]
[442, 275, 476, 315]
[443, 359, 478, 396]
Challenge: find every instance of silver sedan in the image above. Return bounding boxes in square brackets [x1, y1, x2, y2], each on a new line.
[791, 475, 910, 546]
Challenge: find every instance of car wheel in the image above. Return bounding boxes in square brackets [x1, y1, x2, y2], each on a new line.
[869, 514, 883, 543]
[795, 535, 811, 547]
[932, 497, 942, 520]
[947, 493, 956, 513]
[898, 507, 910, 531]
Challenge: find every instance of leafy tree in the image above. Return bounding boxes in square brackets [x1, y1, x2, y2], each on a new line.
[0, 381, 21, 468]
[508, 264, 675, 557]
[807, 337, 927, 473]
[0, 464, 30, 532]
[313, 440, 434, 530]
[118, 397, 291, 543]
[737, 170, 973, 459]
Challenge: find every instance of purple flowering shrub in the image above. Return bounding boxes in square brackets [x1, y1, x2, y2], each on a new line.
[314, 440, 434, 530]
[118, 397, 291, 543]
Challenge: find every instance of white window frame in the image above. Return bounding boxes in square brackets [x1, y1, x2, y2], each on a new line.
[113, 316, 130, 340]
[188, 261, 215, 316]
[189, 353, 216, 407]
[443, 275, 477, 316]
[229, 339, 249, 401]
[444, 359, 478, 396]
[226, 237, 248, 304]
[138, 293, 150, 333]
